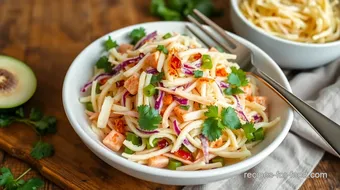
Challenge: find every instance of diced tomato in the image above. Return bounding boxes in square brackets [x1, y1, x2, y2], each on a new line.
[189, 53, 202, 62]
[157, 139, 169, 149]
[174, 149, 192, 161]
[216, 68, 228, 77]
[99, 78, 109, 85]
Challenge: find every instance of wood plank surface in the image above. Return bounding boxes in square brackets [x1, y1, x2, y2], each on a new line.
[0, 0, 338, 189]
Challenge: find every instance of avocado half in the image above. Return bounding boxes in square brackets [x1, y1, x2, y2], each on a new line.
[0, 55, 37, 109]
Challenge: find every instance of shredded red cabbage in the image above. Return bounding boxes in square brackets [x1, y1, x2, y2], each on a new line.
[134, 31, 157, 50]
[136, 127, 159, 134]
[155, 82, 165, 112]
[183, 64, 195, 69]
[253, 114, 263, 123]
[182, 67, 194, 75]
[193, 59, 202, 68]
[112, 53, 145, 75]
[234, 95, 249, 122]
[220, 81, 229, 88]
[173, 120, 196, 152]
[200, 135, 210, 164]
[81, 73, 112, 92]
[146, 67, 159, 74]
[173, 96, 188, 105]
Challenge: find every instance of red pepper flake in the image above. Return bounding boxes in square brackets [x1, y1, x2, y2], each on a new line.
[174, 149, 192, 161]
[157, 139, 169, 149]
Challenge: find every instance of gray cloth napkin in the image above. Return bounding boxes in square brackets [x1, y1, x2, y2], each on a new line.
[184, 58, 340, 190]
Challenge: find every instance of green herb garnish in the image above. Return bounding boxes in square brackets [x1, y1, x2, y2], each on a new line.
[194, 70, 203, 78]
[0, 167, 44, 190]
[156, 45, 169, 54]
[95, 56, 112, 73]
[202, 106, 241, 141]
[137, 105, 162, 131]
[150, 72, 164, 85]
[30, 141, 54, 160]
[163, 33, 172, 39]
[104, 36, 118, 51]
[180, 105, 190, 110]
[150, 0, 222, 21]
[129, 27, 146, 45]
[224, 67, 248, 95]
[0, 107, 56, 160]
[242, 123, 264, 141]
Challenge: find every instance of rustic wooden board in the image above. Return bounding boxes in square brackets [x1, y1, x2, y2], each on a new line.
[0, 0, 338, 189]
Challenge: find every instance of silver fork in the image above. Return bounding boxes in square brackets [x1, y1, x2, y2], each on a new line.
[187, 9, 340, 157]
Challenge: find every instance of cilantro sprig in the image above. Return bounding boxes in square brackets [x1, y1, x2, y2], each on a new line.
[224, 67, 249, 95]
[150, 72, 164, 85]
[104, 36, 118, 51]
[202, 106, 241, 141]
[0, 107, 56, 160]
[129, 27, 146, 45]
[137, 105, 162, 131]
[156, 45, 168, 54]
[95, 56, 112, 73]
[242, 123, 264, 141]
[0, 167, 44, 190]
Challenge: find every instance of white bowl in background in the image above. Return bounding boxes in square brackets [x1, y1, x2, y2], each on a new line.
[63, 21, 294, 185]
[230, 0, 340, 69]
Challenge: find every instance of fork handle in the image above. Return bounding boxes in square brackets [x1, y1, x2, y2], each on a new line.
[255, 69, 340, 157]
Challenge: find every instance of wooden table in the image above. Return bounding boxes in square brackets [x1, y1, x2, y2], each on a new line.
[0, 0, 338, 189]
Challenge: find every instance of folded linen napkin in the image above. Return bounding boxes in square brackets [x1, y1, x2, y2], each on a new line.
[184, 58, 340, 190]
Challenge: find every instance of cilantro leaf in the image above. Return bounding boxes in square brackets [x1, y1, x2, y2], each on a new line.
[194, 70, 203, 78]
[104, 36, 118, 51]
[202, 118, 221, 141]
[35, 116, 57, 135]
[228, 67, 248, 87]
[0, 116, 14, 128]
[150, 72, 164, 85]
[129, 27, 146, 45]
[30, 141, 54, 160]
[224, 86, 244, 95]
[17, 178, 44, 190]
[29, 108, 43, 121]
[95, 56, 112, 73]
[204, 106, 218, 118]
[15, 107, 25, 118]
[137, 105, 162, 131]
[156, 45, 168, 54]
[242, 123, 264, 141]
[221, 107, 241, 129]
[0, 167, 14, 186]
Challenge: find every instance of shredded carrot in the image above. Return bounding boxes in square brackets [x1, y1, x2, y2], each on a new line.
[188, 53, 202, 62]
[216, 68, 228, 77]
[163, 94, 173, 106]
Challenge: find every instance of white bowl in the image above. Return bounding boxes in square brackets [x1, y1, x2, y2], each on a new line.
[63, 21, 293, 185]
[230, 0, 340, 69]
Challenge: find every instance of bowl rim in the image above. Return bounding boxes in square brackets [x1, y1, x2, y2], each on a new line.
[62, 21, 294, 179]
[230, 0, 340, 48]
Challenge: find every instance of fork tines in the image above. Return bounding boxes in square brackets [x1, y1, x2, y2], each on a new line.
[186, 9, 241, 54]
